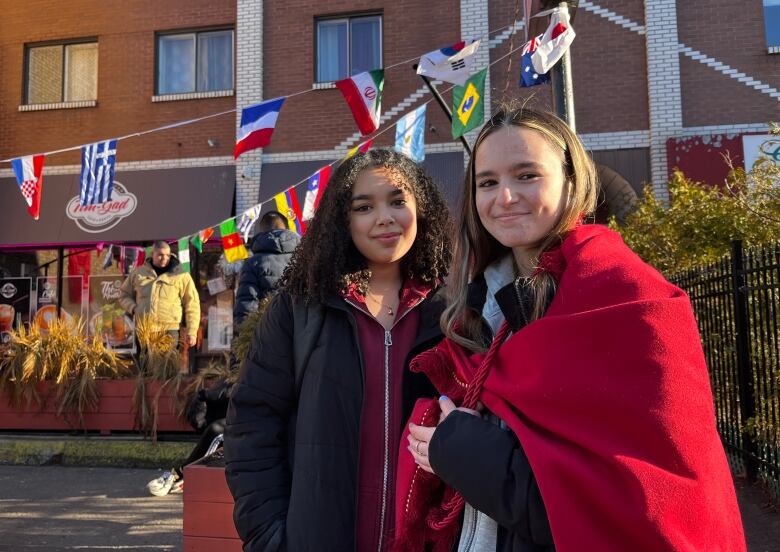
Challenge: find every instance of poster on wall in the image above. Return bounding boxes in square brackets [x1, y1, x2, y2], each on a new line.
[206, 290, 233, 352]
[0, 277, 32, 346]
[743, 134, 780, 171]
[87, 275, 135, 354]
[34, 276, 85, 331]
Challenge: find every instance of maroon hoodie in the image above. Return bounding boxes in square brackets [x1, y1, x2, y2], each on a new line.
[342, 279, 432, 552]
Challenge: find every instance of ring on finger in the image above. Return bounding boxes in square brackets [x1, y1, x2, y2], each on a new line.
[415, 440, 423, 454]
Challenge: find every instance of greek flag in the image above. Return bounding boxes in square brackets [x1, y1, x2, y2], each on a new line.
[80, 139, 117, 206]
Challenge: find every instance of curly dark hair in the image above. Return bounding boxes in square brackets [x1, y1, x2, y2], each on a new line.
[281, 148, 453, 302]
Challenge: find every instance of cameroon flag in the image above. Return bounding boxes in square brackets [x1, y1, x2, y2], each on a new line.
[451, 68, 487, 139]
[219, 219, 249, 263]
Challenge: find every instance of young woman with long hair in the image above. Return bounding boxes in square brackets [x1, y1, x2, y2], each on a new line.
[393, 107, 745, 552]
[224, 149, 452, 552]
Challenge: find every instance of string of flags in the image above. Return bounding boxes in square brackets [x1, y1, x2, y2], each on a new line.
[179, 9, 575, 266]
[5, 9, 576, 272]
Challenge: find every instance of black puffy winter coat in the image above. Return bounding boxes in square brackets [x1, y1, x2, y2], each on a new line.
[233, 229, 301, 327]
[224, 289, 445, 552]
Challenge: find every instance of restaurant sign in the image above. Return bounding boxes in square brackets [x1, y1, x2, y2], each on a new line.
[65, 181, 138, 233]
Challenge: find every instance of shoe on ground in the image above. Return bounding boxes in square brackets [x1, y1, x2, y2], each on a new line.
[170, 479, 184, 494]
[147, 470, 182, 497]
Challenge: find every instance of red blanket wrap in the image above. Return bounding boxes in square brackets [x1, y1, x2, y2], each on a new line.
[393, 225, 745, 552]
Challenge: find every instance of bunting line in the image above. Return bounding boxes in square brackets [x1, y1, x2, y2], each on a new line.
[194, 41, 526, 248]
[0, 20, 524, 164]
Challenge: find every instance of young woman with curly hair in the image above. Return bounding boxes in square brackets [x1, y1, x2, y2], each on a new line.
[225, 148, 453, 552]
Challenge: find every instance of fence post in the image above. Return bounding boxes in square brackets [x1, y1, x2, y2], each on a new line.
[731, 239, 758, 481]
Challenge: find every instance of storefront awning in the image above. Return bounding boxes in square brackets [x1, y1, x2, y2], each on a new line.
[0, 165, 235, 247]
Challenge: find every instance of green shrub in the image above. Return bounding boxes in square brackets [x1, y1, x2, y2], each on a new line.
[610, 159, 780, 275]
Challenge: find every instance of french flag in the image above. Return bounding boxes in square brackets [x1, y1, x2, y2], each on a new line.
[234, 97, 285, 159]
[11, 154, 45, 220]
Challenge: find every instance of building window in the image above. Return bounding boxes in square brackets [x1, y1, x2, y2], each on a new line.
[316, 15, 381, 82]
[25, 41, 98, 104]
[765, 0, 780, 52]
[157, 29, 234, 95]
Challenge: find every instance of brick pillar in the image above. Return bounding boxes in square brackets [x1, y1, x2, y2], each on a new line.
[461, 0, 491, 166]
[644, 0, 682, 202]
[235, 0, 264, 213]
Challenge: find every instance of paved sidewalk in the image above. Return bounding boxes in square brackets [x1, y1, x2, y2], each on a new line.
[736, 476, 780, 552]
[0, 465, 182, 551]
[0, 466, 778, 551]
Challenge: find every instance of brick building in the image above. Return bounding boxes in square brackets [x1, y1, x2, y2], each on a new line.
[2, 0, 778, 229]
[234, 0, 779, 214]
[0, 0, 777, 358]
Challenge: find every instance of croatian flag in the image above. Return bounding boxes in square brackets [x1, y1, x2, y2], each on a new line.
[80, 139, 117, 206]
[234, 97, 286, 159]
[11, 154, 44, 220]
[416, 38, 481, 86]
[302, 166, 332, 221]
[520, 36, 550, 87]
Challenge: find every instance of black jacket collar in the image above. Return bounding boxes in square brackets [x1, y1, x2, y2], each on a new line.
[467, 275, 535, 333]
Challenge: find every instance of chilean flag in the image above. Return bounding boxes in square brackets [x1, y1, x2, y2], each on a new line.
[234, 97, 285, 159]
[302, 165, 332, 222]
[11, 154, 44, 220]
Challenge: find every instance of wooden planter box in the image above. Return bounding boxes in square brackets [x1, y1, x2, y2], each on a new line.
[183, 458, 242, 551]
[0, 379, 193, 434]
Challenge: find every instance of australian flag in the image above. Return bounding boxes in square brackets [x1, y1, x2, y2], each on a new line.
[80, 139, 117, 206]
[520, 36, 550, 88]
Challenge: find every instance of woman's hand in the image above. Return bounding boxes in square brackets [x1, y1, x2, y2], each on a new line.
[407, 396, 482, 473]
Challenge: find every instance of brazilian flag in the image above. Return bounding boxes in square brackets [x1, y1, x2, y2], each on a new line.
[451, 68, 487, 139]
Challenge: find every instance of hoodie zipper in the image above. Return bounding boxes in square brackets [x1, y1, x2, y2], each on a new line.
[345, 297, 418, 552]
[376, 304, 418, 552]
[377, 328, 392, 552]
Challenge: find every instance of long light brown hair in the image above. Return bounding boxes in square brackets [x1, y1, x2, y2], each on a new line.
[442, 107, 598, 352]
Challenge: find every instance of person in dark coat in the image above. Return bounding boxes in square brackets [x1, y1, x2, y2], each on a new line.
[224, 149, 453, 552]
[147, 379, 232, 497]
[233, 211, 301, 327]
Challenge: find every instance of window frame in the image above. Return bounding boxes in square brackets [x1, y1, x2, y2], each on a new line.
[23, 38, 98, 105]
[314, 13, 383, 84]
[154, 27, 235, 96]
[764, 0, 780, 53]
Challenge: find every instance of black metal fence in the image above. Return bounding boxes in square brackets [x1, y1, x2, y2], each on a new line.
[671, 241, 780, 499]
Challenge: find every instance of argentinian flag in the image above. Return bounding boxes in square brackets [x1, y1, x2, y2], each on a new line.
[394, 105, 426, 164]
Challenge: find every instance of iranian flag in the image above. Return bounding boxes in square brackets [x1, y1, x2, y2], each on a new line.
[336, 70, 384, 136]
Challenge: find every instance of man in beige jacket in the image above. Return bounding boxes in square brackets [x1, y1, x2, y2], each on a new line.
[119, 241, 200, 346]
